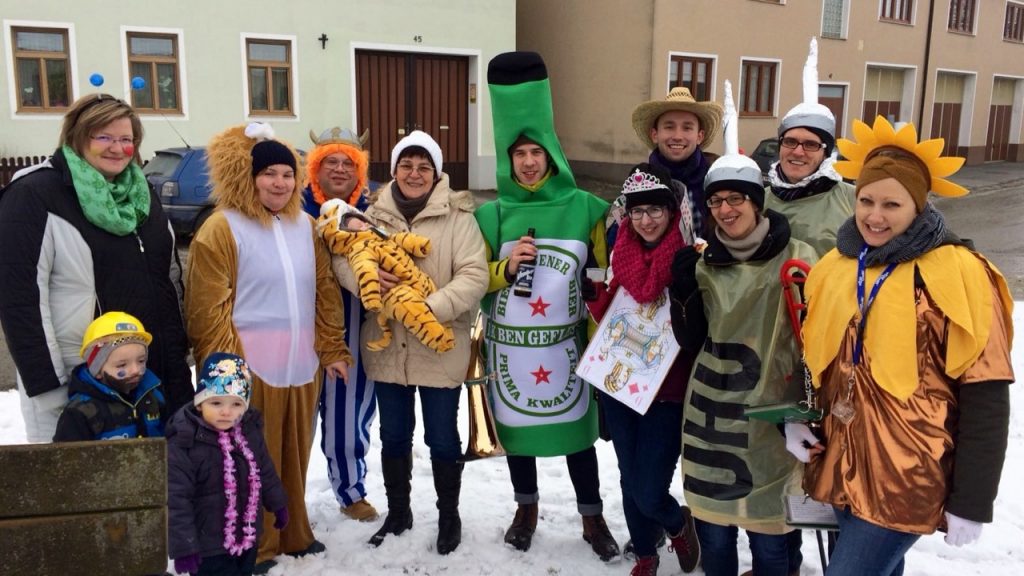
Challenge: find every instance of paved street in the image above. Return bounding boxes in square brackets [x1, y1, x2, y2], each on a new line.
[1, 163, 1022, 392]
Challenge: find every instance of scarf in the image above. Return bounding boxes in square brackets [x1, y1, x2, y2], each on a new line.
[391, 180, 434, 223]
[835, 203, 955, 266]
[715, 214, 769, 262]
[612, 211, 685, 303]
[62, 145, 150, 236]
[767, 156, 844, 202]
[219, 426, 261, 556]
[649, 148, 710, 233]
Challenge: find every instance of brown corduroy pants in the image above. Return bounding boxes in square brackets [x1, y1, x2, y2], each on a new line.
[251, 374, 322, 563]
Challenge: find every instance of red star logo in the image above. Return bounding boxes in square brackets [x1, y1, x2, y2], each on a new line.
[529, 296, 551, 317]
[531, 365, 552, 385]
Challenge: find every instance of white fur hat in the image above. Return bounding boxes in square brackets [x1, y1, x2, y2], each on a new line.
[390, 130, 443, 177]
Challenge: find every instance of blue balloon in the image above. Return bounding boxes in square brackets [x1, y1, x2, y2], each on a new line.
[89, 73, 104, 87]
[130, 76, 146, 91]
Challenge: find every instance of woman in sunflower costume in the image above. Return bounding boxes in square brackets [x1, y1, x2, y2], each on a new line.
[794, 117, 1014, 575]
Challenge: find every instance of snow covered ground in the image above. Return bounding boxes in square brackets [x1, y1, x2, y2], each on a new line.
[2, 305, 1021, 575]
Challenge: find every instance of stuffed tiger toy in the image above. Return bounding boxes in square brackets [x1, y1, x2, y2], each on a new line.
[317, 198, 455, 353]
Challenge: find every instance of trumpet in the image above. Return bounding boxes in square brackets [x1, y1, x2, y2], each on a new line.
[460, 311, 506, 462]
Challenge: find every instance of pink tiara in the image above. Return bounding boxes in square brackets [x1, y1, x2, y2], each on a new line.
[622, 168, 669, 195]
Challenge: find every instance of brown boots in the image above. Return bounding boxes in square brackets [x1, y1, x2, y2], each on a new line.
[582, 513, 621, 562]
[503, 503, 538, 551]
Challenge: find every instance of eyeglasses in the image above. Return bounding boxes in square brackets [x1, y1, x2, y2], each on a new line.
[322, 157, 356, 171]
[706, 194, 748, 208]
[779, 137, 825, 153]
[396, 162, 435, 177]
[91, 135, 135, 148]
[627, 206, 666, 221]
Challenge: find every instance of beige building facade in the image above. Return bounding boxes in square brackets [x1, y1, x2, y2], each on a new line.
[518, 0, 1024, 180]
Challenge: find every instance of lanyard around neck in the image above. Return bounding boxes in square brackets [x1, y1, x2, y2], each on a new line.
[853, 244, 898, 365]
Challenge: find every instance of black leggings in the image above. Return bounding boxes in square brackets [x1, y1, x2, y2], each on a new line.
[507, 446, 601, 507]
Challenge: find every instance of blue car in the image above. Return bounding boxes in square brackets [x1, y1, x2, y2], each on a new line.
[144, 147, 213, 238]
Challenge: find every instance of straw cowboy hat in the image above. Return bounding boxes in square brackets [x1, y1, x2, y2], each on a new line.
[631, 87, 724, 150]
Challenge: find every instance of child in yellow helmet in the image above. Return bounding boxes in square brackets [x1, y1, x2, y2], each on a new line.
[53, 311, 168, 441]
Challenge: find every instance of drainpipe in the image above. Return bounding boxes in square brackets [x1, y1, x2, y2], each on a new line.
[917, 0, 936, 131]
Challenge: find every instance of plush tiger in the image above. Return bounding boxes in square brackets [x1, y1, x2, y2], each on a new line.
[317, 199, 455, 353]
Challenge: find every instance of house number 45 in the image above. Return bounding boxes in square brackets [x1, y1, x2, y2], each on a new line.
[414, 36, 423, 43]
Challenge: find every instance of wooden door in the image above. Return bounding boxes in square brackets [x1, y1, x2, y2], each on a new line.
[986, 78, 1014, 161]
[356, 50, 469, 189]
[931, 73, 964, 157]
[819, 84, 845, 139]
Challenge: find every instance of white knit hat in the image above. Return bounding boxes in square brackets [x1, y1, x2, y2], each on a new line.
[390, 130, 443, 177]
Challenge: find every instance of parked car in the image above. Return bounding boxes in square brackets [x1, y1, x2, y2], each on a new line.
[144, 147, 213, 238]
[750, 137, 779, 182]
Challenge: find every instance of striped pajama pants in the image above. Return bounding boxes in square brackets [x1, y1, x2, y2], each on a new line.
[318, 290, 376, 507]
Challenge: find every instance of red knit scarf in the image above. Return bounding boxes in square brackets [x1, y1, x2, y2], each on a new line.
[611, 212, 685, 304]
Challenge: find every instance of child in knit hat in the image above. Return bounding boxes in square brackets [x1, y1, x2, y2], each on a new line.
[166, 352, 289, 576]
[53, 311, 168, 442]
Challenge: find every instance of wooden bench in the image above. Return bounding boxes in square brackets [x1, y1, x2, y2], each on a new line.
[0, 438, 167, 576]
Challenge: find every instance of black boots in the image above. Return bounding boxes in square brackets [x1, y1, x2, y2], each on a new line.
[582, 513, 621, 562]
[368, 455, 413, 547]
[432, 460, 464, 555]
[503, 503, 539, 551]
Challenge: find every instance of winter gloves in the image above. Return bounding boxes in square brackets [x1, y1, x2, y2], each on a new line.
[944, 511, 983, 547]
[274, 506, 290, 530]
[174, 553, 201, 575]
[784, 422, 824, 463]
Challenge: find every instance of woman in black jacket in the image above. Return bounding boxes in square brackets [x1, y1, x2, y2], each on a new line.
[0, 93, 193, 441]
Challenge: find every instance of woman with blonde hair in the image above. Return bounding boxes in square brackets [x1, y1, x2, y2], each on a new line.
[0, 93, 192, 442]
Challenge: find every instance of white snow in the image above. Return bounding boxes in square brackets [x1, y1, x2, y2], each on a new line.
[2, 305, 1021, 575]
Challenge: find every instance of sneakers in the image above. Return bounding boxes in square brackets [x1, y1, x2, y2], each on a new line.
[503, 503, 538, 551]
[581, 513, 620, 562]
[631, 555, 660, 576]
[622, 528, 667, 561]
[342, 499, 380, 522]
[667, 507, 700, 573]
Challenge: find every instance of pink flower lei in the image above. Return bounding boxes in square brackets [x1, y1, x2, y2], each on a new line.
[219, 426, 262, 555]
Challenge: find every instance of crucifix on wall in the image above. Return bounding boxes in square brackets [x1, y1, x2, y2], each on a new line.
[318, 33, 329, 49]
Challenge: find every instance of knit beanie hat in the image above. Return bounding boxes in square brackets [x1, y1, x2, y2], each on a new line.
[704, 80, 767, 209]
[778, 37, 836, 157]
[621, 163, 677, 210]
[856, 148, 931, 213]
[390, 130, 443, 177]
[194, 352, 253, 409]
[80, 312, 152, 378]
[251, 139, 297, 176]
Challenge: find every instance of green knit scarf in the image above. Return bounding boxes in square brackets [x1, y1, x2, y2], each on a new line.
[62, 145, 150, 236]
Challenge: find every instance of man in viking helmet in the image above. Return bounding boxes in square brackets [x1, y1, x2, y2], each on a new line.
[303, 127, 380, 523]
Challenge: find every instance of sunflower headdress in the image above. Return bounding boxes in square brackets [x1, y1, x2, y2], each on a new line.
[833, 116, 968, 199]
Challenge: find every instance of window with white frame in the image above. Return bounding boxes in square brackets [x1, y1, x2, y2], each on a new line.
[127, 31, 181, 113]
[1005, 1, 1024, 42]
[948, 0, 977, 33]
[740, 60, 777, 116]
[669, 55, 714, 101]
[823, 0, 848, 38]
[11, 26, 71, 112]
[880, 0, 913, 24]
[246, 38, 293, 115]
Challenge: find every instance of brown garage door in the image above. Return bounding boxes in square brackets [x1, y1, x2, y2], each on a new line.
[356, 50, 469, 189]
[986, 77, 1014, 162]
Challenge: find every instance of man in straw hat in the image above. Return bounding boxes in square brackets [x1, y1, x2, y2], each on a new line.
[630, 86, 724, 236]
[302, 127, 381, 523]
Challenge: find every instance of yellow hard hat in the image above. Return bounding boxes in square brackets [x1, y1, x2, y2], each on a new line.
[79, 312, 153, 357]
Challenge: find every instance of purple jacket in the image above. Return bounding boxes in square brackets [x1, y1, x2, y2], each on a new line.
[166, 405, 287, 560]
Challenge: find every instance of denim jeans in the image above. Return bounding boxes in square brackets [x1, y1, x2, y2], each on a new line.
[375, 382, 461, 462]
[507, 447, 602, 515]
[694, 518, 790, 576]
[825, 507, 920, 576]
[602, 395, 684, 556]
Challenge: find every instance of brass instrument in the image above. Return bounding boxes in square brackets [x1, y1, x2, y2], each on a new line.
[460, 311, 505, 462]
